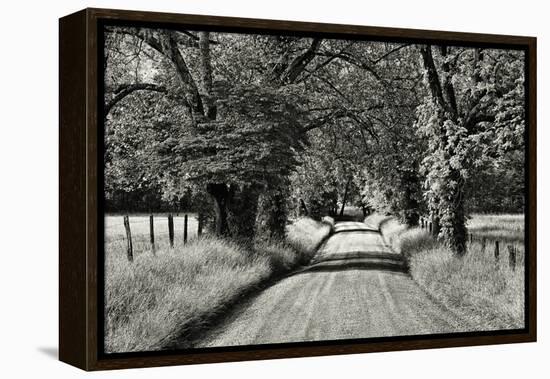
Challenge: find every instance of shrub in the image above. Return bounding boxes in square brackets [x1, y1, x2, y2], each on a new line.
[286, 217, 333, 264]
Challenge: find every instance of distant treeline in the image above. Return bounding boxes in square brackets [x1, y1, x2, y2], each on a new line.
[465, 150, 524, 214]
[105, 188, 199, 213]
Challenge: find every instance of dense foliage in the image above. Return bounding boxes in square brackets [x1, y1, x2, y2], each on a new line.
[104, 27, 526, 254]
[416, 47, 524, 254]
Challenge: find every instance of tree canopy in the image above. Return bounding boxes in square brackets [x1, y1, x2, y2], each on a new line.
[103, 26, 526, 253]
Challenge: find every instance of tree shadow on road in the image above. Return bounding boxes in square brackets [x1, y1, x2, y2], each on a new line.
[294, 256, 409, 276]
[312, 251, 405, 264]
[332, 228, 380, 234]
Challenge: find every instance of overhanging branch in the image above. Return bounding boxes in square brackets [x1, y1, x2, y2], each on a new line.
[105, 83, 166, 116]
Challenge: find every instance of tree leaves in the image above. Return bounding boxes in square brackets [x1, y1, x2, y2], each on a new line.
[103, 26, 525, 243]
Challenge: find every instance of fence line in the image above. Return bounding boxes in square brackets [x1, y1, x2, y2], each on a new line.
[183, 214, 188, 244]
[105, 214, 199, 229]
[150, 214, 155, 254]
[418, 216, 521, 270]
[168, 214, 174, 248]
[123, 215, 133, 262]
[110, 214, 199, 262]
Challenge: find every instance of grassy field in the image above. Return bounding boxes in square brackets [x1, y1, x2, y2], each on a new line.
[367, 213, 525, 331]
[104, 216, 332, 353]
[467, 213, 524, 242]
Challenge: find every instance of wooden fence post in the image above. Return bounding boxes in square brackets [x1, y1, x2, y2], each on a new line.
[183, 214, 188, 244]
[494, 240, 499, 261]
[168, 214, 174, 248]
[123, 215, 133, 262]
[481, 237, 486, 253]
[470, 234, 473, 244]
[149, 214, 155, 254]
[508, 245, 516, 271]
[421, 218, 425, 229]
[198, 213, 203, 237]
[428, 221, 432, 234]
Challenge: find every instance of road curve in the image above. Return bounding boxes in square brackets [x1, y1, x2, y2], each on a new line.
[192, 221, 473, 348]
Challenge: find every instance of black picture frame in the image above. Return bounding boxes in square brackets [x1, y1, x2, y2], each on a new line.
[59, 7, 537, 371]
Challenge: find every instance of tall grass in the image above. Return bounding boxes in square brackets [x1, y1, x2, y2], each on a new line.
[366, 214, 525, 331]
[105, 217, 332, 352]
[286, 217, 333, 263]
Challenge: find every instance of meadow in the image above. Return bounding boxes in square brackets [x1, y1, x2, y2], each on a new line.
[104, 215, 332, 353]
[367, 213, 525, 331]
[105, 213, 198, 245]
[467, 213, 525, 242]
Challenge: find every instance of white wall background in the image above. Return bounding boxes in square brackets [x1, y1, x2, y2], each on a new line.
[0, 0, 547, 377]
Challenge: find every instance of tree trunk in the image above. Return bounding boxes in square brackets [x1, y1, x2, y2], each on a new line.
[227, 185, 260, 240]
[282, 38, 322, 83]
[419, 45, 447, 111]
[419, 45, 467, 256]
[439, 170, 467, 255]
[453, 193, 467, 255]
[256, 183, 289, 241]
[402, 170, 420, 227]
[166, 32, 205, 121]
[207, 183, 230, 236]
[207, 183, 261, 240]
[198, 31, 217, 119]
[339, 177, 352, 217]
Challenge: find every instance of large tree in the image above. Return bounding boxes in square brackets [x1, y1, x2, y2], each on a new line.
[105, 28, 389, 238]
[417, 45, 524, 254]
[104, 29, 332, 239]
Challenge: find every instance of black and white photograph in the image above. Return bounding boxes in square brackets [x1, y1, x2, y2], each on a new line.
[101, 23, 528, 354]
[3, 0, 549, 376]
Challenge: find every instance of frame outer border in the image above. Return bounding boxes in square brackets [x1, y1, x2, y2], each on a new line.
[58, 7, 537, 371]
[59, 8, 88, 370]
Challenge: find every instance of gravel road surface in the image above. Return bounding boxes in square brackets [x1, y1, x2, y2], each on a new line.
[193, 221, 471, 347]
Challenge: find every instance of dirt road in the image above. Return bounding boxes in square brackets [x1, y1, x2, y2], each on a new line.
[194, 221, 471, 347]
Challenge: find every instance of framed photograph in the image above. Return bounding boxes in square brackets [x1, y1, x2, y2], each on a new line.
[59, 8, 536, 371]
